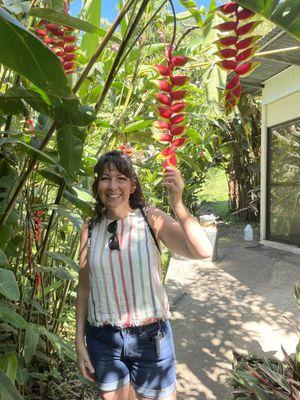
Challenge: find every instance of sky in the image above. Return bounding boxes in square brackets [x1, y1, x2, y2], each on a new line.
[70, 0, 212, 20]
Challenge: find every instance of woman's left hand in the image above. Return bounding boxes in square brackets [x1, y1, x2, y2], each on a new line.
[162, 166, 185, 206]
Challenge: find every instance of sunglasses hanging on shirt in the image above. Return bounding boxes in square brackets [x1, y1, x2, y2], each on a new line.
[107, 220, 120, 250]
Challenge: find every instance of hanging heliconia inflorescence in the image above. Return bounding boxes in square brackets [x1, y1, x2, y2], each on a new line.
[34, 0, 78, 74]
[154, 50, 189, 170]
[119, 143, 134, 157]
[214, 1, 262, 115]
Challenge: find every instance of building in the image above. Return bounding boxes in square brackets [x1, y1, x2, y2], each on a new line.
[241, 27, 300, 254]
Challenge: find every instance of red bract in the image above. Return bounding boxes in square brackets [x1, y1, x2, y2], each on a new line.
[64, 45, 78, 52]
[171, 56, 188, 67]
[63, 53, 76, 61]
[170, 75, 188, 86]
[156, 93, 172, 106]
[171, 126, 185, 136]
[236, 47, 255, 63]
[160, 133, 172, 142]
[156, 65, 172, 76]
[217, 60, 237, 71]
[236, 21, 259, 36]
[235, 62, 260, 76]
[161, 146, 175, 157]
[63, 62, 74, 70]
[157, 121, 171, 129]
[35, 28, 47, 37]
[170, 102, 185, 113]
[237, 9, 255, 20]
[171, 90, 186, 100]
[170, 114, 185, 124]
[236, 36, 260, 50]
[158, 107, 173, 119]
[216, 36, 238, 47]
[172, 137, 186, 147]
[217, 48, 237, 59]
[158, 80, 172, 92]
[64, 35, 76, 42]
[226, 74, 240, 90]
[232, 84, 241, 98]
[218, 2, 238, 14]
[215, 21, 238, 32]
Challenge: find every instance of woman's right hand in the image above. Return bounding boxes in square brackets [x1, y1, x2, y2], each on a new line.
[76, 341, 95, 382]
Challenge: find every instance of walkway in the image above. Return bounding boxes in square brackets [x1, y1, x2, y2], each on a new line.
[165, 229, 300, 400]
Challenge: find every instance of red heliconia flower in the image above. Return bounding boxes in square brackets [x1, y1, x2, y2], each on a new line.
[214, 2, 262, 114]
[34, 1, 78, 75]
[34, 210, 44, 243]
[153, 46, 189, 170]
[170, 75, 188, 86]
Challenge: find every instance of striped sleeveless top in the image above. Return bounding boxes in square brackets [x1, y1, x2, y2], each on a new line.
[87, 208, 170, 327]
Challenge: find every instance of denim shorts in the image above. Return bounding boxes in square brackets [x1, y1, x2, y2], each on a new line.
[85, 319, 176, 399]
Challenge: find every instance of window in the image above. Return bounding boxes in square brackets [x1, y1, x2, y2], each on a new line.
[267, 119, 300, 247]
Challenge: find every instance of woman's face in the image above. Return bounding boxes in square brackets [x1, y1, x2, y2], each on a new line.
[97, 164, 135, 211]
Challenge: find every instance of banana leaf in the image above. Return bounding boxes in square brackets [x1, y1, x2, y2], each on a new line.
[236, 0, 300, 41]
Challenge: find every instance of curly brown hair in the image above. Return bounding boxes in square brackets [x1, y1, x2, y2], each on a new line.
[91, 150, 145, 223]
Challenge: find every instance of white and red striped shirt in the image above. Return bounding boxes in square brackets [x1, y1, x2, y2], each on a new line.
[87, 208, 170, 327]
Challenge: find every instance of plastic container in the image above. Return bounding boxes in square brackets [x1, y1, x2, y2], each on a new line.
[244, 224, 253, 241]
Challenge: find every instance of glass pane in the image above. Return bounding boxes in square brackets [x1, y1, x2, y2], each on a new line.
[268, 119, 300, 247]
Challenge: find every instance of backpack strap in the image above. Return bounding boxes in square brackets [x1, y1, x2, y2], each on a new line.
[87, 219, 94, 249]
[139, 207, 161, 254]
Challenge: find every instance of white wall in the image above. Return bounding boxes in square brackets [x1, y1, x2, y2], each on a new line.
[260, 66, 300, 246]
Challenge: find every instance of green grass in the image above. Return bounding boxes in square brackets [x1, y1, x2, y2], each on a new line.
[197, 168, 232, 221]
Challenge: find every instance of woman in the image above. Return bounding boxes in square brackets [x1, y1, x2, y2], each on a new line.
[76, 150, 212, 400]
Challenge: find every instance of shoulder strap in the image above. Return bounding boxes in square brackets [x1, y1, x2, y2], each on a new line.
[139, 207, 161, 254]
[87, 219, 94, 249]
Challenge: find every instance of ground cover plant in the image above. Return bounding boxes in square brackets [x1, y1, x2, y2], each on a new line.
[0, 0, 300, 398]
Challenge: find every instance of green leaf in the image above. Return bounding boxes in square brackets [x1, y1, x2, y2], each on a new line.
[0, 250, 8, 267]
[0, 352, 17, 384]
[63, 190, 92, 215]
[2, 0, 29, 14]
[0, 269, 19, 301]
[0, 368, 24, 400]
[41, 328, 76, 361]
[0, 8, 73, 99]
[0, 225, 13, 249]
[0, 303, 28, 329]
[80, 0, 102, 59]
[48, 0, 64, 13]
[16, 367, 29, 386]
[123, 120, 152, 133]
[24, 325, 40, 364]
[46, 252, 78, 271]
[179, 0, 203, 27]
[235, 0, 300, 41]
[56, 124, 85, 177]
[0, 138, 61, 168]
[0, 88, 28, 116]
[29, 8, 106, 35]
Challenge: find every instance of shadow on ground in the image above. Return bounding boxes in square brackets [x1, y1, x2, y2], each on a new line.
[166, 230, 300, 400]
